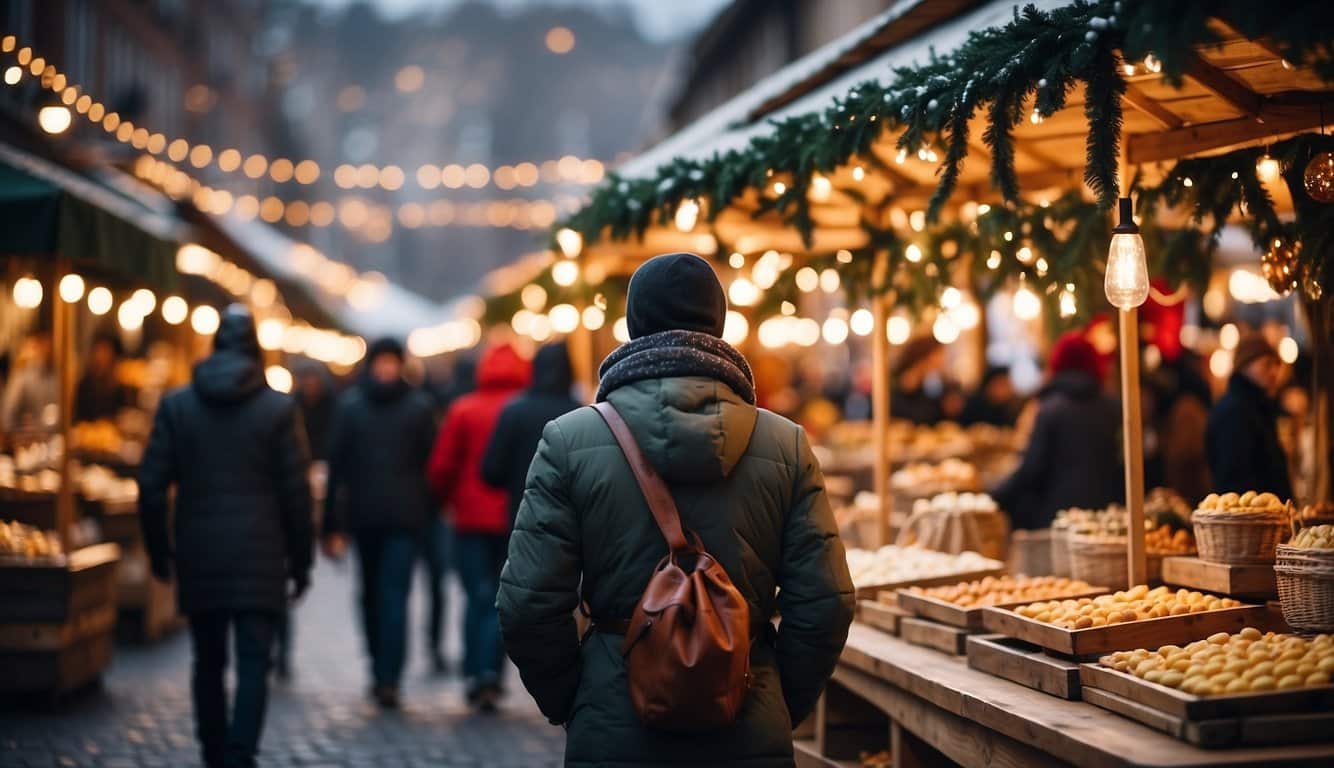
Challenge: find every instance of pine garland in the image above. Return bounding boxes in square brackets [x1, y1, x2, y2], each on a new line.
[537, 2, 1334, 328]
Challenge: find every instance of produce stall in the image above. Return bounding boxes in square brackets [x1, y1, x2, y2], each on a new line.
[539, 0, 1334, 763]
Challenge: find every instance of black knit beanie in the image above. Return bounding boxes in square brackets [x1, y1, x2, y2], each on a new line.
[366, 336, 405, 363]
[625, 252, 726, 339]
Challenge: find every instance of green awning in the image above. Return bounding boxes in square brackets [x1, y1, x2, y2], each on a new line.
[0, 142, 182, 291]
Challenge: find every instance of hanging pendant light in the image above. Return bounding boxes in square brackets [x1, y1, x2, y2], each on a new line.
[1105, 197, 1149, 309]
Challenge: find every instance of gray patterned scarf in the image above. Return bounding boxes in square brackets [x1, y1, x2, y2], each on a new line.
[596, 330, 755, 404]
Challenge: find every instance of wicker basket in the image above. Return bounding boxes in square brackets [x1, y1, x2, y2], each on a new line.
[1274, 544, 1334, 632]
[1192, 507, 1290, 565]
[1010, 528, 1054, 577]
[1067, 533, 1169, 590]
[1051, 525, 1072, 577]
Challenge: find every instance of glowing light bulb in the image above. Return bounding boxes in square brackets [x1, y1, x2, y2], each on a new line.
[728, 277, 759, 307]
[809, 174, 831, 202]
[266, 365, 293, 393]
[722, 311, 749, 345]
[117, 300, 144, 331]
[58, 274, 85, 303]
[674, 198, 700, 232]
[886, 315, 911, 345]
[1219, 323, 1240, 351]
[1013, 282, 1041, 320]
[161, 296, 188, 325]
[905, 244, 923, 263]
[850, 308, 874, 336]
[130, 288, 156, 315]
[191, 305, 220, 335]
[549, 303, 579, 334]
[795, 267, 819, 293]
[1104, 198, 1149, 309]
[12, 277, 42, 308]
[820, 268, 840, 294]
[822, 316, 849, 345]
[87, 286, 112, 315]
[932, 314, 959, 344]
[555, 227, 582, 258]
[1256, 153, 1280, 183]
[1278, 336, 1299, 365]
[612, 317, 630, 343]
[552, 260, 579, 287]
[37, 105, 71, 134]
[1059, 285, 1078, 318]
[939, 287, 962, 309]
[521, 283, 548, 311]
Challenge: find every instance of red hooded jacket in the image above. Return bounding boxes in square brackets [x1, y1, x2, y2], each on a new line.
[428, 343, 530, 534]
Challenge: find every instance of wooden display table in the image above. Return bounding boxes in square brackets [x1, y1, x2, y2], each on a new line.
[0, 543, 120, 696]
[803, 623, 1334, 767]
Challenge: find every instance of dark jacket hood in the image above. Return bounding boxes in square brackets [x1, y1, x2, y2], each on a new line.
[476, 343, 531, 392]
[1225, 372, 1277, 413]
[1040, 370, 1102, 400]
[192, 308, 265, 403]
[605, 377, 756, 484]
[360, 375, 411, 403]
[529, 342, 573, 396]
[193, 351, 266, 404]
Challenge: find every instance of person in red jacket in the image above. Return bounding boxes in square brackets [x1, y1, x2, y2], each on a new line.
[427, 342, 530, 710]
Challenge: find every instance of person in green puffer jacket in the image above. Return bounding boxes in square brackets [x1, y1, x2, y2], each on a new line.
[498, 252, 855, 767]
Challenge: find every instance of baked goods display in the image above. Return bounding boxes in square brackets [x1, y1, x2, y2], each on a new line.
[1145, 523, 1195, 555]
[1011, 585, 1242, 629]
[890, 459, 978, 494]
[0, 520, 63, 560]
[906, 575, 1097, 608]
[1102, 628, 1334, 694]
[844, 545, 1002, 589]
[1196, 491, 1286, 514]
[1289, 524, 1334, 550]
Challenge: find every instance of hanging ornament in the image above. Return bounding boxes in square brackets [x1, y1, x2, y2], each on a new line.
[1302, 261, 1324, 301]
[1261, 238, 1301, 295]
[1303, 151, 1334, 203]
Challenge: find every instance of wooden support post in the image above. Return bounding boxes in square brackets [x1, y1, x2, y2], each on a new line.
[52, 257, 77, 551]
[871, 250, 892, 548]
[1120, 308, 1147, 586]
[568, 301, 595, 403]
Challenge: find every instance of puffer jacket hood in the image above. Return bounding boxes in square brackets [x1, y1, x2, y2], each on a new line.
[192, 307, 265, 404]
[1040, 369, 1102, 401]
[476, 342, 531, 391]
[529, 342, 573, 396]
[605, 376, 757, 485]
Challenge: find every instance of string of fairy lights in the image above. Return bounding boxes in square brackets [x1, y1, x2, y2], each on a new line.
[0, 33, 604, 196]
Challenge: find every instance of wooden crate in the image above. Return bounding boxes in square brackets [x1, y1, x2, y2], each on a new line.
[1080, 663, 1334, 748]
[895, 585, 1109, 630]
[979, 603, 1267, 657]
[855, 564, 1006, 601]
[965, 634, 1082, 700]
[1161, 556, 1278, 599]
[857, 599, 908, 637]
[0, 544, 120, 695]
[899, 616, 970, 655]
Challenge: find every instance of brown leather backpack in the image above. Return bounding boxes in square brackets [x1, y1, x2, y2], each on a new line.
[593, 401, 751, 732]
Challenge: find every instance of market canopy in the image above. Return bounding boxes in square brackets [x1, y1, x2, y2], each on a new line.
[0, 142, 184, 291]
[563, 0, 1334, 294]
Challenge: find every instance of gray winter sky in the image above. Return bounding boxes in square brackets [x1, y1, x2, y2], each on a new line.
[308, 0, 733, 41]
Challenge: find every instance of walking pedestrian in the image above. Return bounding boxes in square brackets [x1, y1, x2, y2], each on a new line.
[427, 342, 529, 711]
[138, 307, 313, 768]
[497, 252, 855, 764]
[1206, 333, 1294, 499]
[322, 337, 437, 708]
[481, 341, 581, 526]
[993, 331, 1123, 529]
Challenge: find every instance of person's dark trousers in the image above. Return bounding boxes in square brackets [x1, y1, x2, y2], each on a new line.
[354, 528, 417, 689]
[273, 611, 291, 679]
[423, 516, 451, 668]
[188, 611, 279, 768]
[454, 531, 509, 687]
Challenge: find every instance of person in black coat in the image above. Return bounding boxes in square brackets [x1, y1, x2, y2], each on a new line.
[961, 365, 1018, 427]
[74, 334, 132, 423]
[322, 337, 437, 708]
[993, 332, 1123, 530]
[891, 335, 945, 425]
[482, 341, 582, 525]
[1206, 334, 1293, 500]
[138, 306, 313, 768]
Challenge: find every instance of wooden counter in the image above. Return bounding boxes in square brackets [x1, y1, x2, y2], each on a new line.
[818, 623, 1334, 768]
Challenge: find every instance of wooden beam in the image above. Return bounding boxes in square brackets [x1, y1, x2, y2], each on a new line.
[1185, 54, 1262, 116]
[1122, 83, 1184, 130]
[1126, 104, 1326, 164]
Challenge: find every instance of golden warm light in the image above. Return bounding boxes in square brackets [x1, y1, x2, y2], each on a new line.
[545, 26, 576, 54]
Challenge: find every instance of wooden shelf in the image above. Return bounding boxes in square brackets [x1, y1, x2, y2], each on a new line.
[1161, 557, 1277, 599]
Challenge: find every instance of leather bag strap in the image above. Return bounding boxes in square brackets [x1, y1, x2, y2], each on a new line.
[592, 402, 690, 553]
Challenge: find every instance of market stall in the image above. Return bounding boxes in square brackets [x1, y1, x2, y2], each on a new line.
[535, 0, 1334, 763]
[0, 140, 189, 689]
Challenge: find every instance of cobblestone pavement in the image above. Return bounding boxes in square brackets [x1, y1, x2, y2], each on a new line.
[1, 559, 565, 767]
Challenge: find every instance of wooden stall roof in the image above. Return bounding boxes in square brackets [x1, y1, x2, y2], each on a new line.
[588, 0, 1333, 273]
